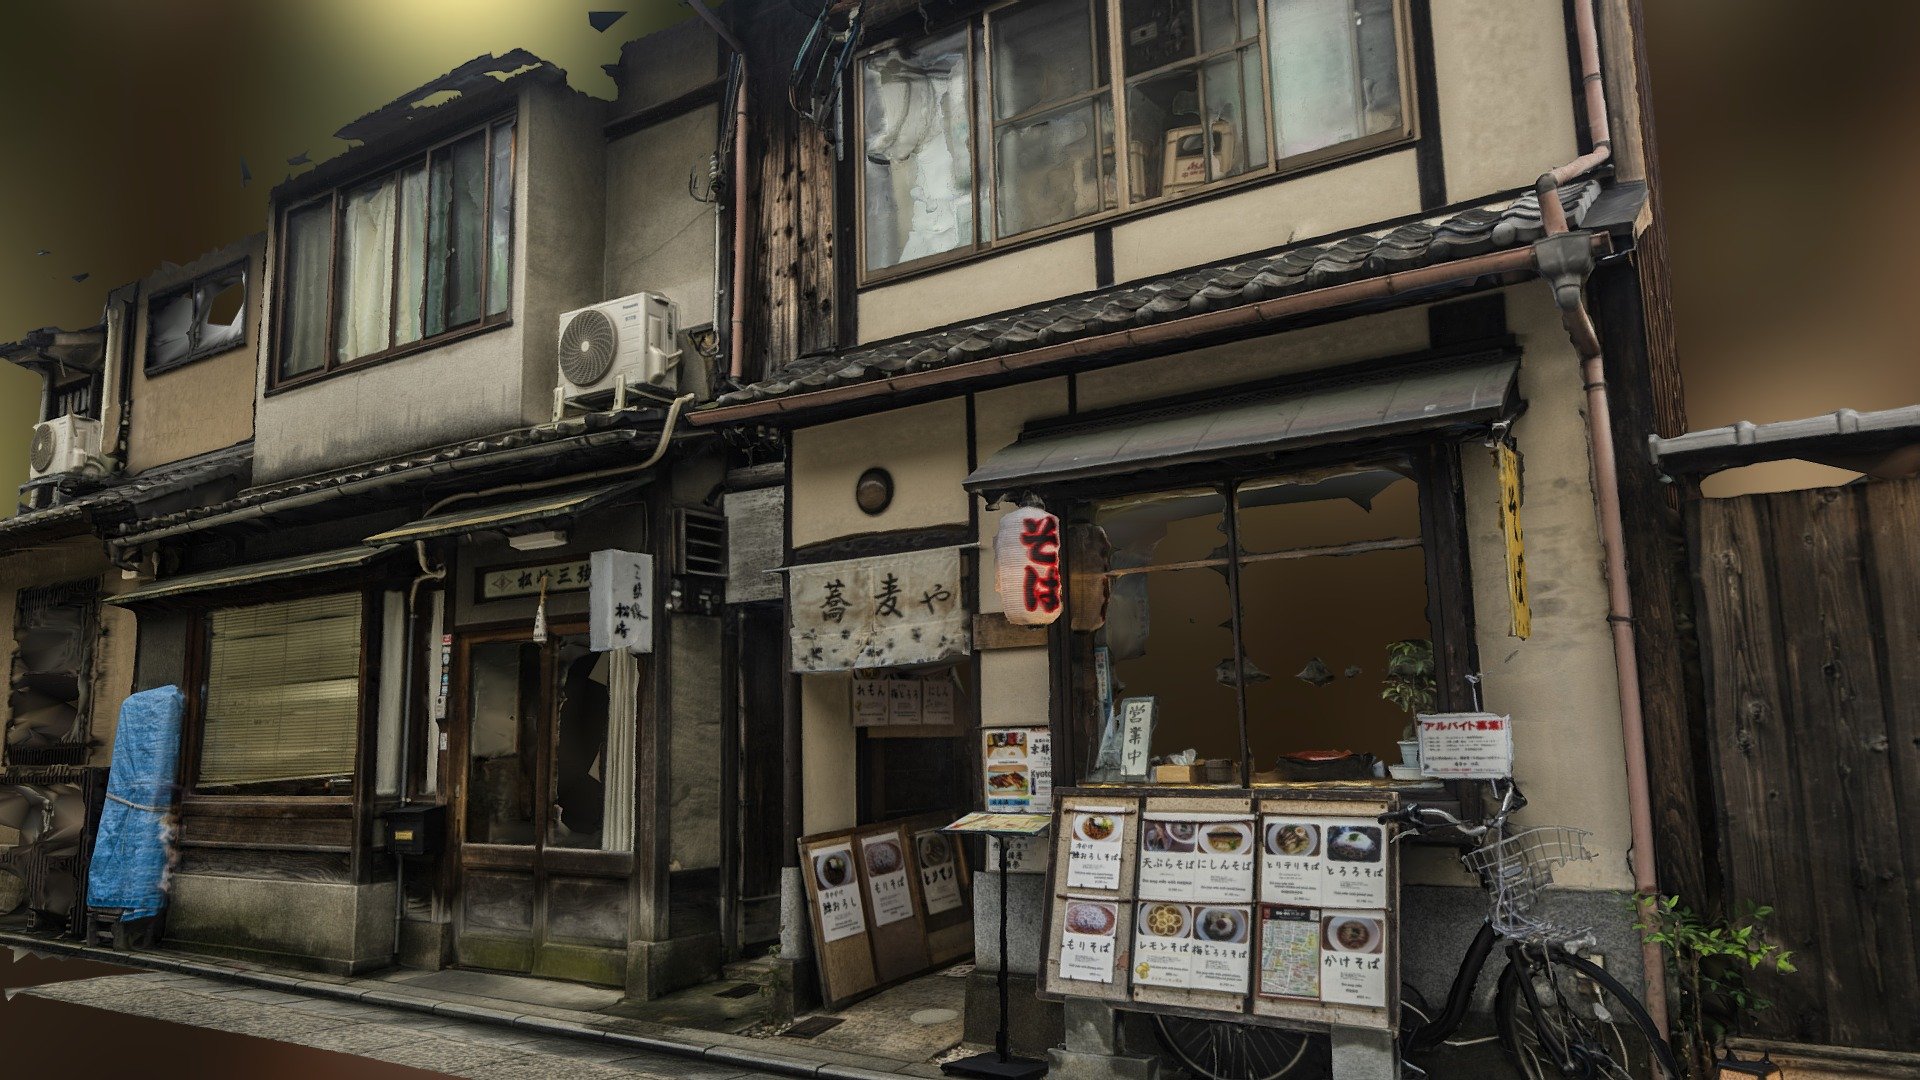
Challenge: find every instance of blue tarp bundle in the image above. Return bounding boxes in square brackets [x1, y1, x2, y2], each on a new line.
[86, 685, 185, 919]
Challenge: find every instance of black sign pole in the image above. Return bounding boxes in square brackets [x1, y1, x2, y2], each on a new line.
[940, 830, 1047, 1079]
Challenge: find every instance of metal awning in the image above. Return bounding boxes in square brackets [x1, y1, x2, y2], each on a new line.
[1648, 406, 1920, 478]
[965, 357, 1521, 496]
[109, 545, 400, 607]
[363, 481, 643, 545]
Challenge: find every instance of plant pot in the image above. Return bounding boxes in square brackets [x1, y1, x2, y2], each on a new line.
[1397, 739, 1422, 768]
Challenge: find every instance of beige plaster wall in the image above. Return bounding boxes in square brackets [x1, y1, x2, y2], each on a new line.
[605, 104, 721, 335]
[125, 236, 263, 474]
[789, 396, 970, 546]
[1110, 150, 1422, 281]
[857, 235, 1098, 344]
[801, 671, 858, 835]
[1431, 0, 1580, 202]
[0, 538, 130, 766]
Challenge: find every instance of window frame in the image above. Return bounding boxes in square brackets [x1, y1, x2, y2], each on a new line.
[853, 0, 1417, 285]
[1046, 435, 1478, 796]
[267, 115, 517, 394]
[144, 260, 251, 377]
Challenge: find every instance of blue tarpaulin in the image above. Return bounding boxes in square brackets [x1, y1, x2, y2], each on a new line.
[86, 686, 184, 919]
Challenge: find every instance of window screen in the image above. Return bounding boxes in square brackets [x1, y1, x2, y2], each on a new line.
[199, 594, 363, 794]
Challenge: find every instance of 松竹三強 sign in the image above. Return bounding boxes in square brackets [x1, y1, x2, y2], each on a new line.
[996, 506, 1063, 626]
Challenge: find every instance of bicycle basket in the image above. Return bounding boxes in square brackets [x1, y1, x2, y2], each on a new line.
[1461, 826, 1595, 940]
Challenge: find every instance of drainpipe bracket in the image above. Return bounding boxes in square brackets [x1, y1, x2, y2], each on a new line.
[1532, 232, 1597, 315]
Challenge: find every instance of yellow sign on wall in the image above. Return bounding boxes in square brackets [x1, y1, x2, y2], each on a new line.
[1497, 443, 1531, 639]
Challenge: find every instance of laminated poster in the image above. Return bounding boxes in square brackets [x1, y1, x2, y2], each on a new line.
[887, 679, 923, 725]
[1134, 901, 1252, 993]
[1260, 817, 1388, 908]
[811, 843, 866, 942]
[914, 830, 964, 915]
[861, 833, 915, 926]
[1139, 813, 1257, 904]
[851, 677, 889, 727]
[921, 678, 956, 726]
[1059, 898, 1120, 984]
[983, 727, 1051, 812]
[1319, 909, 1389, 1008]
[1257, 904, 1321, 1000]
[1065, 808, 1127, 891]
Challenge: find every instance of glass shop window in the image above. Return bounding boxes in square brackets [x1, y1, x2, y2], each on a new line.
[466, 635, 619, 851]
[274, 117, 515, 385]
[146, 262, 248, 374]
[856, 0, 1407, 276]
[1079, 463, 1432, 785]
[196, 594, 363, 797]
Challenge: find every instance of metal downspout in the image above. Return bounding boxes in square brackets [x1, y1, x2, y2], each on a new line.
[393, 541, 445, 964]
[1531, 0, 1669, 1038]
[684, 0, 751, 382]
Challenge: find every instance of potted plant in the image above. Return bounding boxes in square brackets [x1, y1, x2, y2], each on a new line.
[1380, 638, 1436, 769]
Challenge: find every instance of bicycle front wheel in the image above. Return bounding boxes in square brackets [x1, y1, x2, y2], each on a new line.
[1495, 947, 1680, 1080]
[1150, 1013, 1323, 1080]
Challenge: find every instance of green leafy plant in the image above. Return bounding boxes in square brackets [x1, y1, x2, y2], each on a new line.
[1633, 893, 1795, 1077]
[1380, 638, 1437, 738]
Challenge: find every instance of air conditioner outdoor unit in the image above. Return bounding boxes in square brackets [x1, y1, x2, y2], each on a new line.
[27, 415, 102, 482]
[554, 292, 682, 419]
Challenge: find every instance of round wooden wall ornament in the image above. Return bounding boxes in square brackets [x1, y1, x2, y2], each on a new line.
[856, 467, 894, 515]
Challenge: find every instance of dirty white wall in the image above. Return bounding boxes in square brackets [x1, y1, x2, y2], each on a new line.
[124, 236, 262, 474]
[1431, 0, 1580, 201]
[788, 396, 970, 546]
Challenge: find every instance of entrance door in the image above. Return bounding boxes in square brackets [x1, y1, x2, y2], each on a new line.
[453, 627, 636, 986]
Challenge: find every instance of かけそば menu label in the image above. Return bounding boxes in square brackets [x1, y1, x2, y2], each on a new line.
[811, 843, 866, 942]
[860, 833, 915, 926]
[1132, 901, 1252, 992]
[1065, 807, 1128, 891]
[1139, 812, 1257, 904]
[1259, 817, 1387, 908]
[1059, 898, 1120, 983]
[1318, 910, 1389, 1007]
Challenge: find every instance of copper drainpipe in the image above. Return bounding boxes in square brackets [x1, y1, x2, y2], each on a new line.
[1532, 0, 1671, 1037]
[685, 0, 752, 382]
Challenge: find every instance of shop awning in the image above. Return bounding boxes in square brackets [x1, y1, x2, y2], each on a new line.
[108, 545, 400, 607]
[363, 481, 643, 545]
[965, 357, 1521, 497]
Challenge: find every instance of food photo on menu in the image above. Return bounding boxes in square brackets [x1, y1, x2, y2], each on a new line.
[864, 838, 902, 875]
[1075, 812, 1119, 842]
[1143, 819, 1198, 852]
[815, 849, 853, 890]
[1265, 820, 1321, 858]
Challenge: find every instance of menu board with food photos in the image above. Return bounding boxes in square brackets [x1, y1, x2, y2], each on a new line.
[1040, 788, 1400, 1033]
[982, 727, 1052, 812]
[800, 816, 955, 1009]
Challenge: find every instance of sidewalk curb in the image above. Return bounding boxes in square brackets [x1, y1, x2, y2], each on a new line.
[1, 931, 925, 1079]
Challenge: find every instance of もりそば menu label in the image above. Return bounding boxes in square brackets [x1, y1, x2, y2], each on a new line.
[914, 830, 963, 915]
[1059, 898, 1120, 983]
[811, 843, 865, 942]
[1139, 813, 1256, 903]
[860, 833, 914, 926]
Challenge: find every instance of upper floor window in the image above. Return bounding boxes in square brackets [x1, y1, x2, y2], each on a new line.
[274, 117, 516, 387]
[147, 262, 247, 375]
[858, 0, 1408, 276]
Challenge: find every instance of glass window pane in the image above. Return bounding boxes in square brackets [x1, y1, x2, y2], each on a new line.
[1199, 0, 1245, 52]
[198, 269, 247, 355]
[447, 133, 487, 328]
[396, 162, 428, 345]
[992, 0, 1098, 120]
[1106, 565, 1241, 776]
[334, 177, 397, 363]
[148, 292, 195, 369]
[1268, 0, 1362, 159]
[425, 153, 451, 338]
[487, 120, 515, 317]
[995, 99, 1111, 238]
[550, 641, 609, 849]
[1121, 0, 1197, 75]
[1202, 45, 1268, 179]
[278, 201, 332, 379]
[1126, 69, 1207, 200]
[862, 30, 975, 271]
[467, 641, 540, 846]
[1355, 0, 1404, 137]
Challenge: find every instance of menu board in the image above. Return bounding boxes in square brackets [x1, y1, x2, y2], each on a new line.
[921, 679, 957, 726]
[983, 727, 1052, 812]
[852, 677, 889, 727]
[1133, 901, 1253, 992]
[1252, 797, 1399, 1027]
[811, 842, 866, 942]
[1059, 898, 1121, 983]
[1317, 910, 1390, 1007]
[1064, 806, 1129, 891]
[1138, 812, 1257, 903]
[914, 829, 964, 915]
[1259, 818, 1388, 908]
[887, 681, 923, 725]
[861, 833, 915, 926]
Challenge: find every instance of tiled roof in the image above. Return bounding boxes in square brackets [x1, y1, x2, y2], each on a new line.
[0, 443, 252, 551]
[714, 181, 1600, 408]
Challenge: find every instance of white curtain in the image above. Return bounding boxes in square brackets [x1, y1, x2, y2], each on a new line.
[603, 650, 639, 853]
[336, 178, 396, 362]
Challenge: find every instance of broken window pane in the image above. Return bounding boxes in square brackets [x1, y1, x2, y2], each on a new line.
[148, 291, 196, 370]
[549, 642, 609, 850]
[279, 201, 332, 379]
[396, 162, 429, 346]
[862, 29, 975, 271]
[197, 269, 247, 355]
[335, 177, 397, 363]
[467, 641, 540, 845]
[7, 582, 95, 757]
[1120, 0, 1198, 76]
[487, 120, 515, 317]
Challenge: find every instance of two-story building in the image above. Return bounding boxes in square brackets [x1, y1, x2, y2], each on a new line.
[686, 0, 1681, 1072]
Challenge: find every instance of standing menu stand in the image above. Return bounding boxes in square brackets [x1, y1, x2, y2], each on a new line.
[941, 812, 1053, 1080]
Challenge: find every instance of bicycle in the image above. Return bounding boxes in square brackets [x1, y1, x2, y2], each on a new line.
[1149, 781, 1679, 1080]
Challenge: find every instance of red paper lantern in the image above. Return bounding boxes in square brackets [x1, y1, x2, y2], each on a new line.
[996, 506, 1063, 626]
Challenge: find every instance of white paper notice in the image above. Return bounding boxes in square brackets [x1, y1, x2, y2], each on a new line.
[1132, 902, 1251, 993]
[1418, 712, 1513, 779]
[1133, 901, 1193, 987]
[1139, 815, 1256, 903]
[886, 680, 922, 726]
[921, 679, 956, 726]
[811, 844, 865, 942]
[1321, 820, 1389, 908]
[1059, 899, 1120, 984]
[851, 678, 889, 727]
[986, 835, 1047, 874]
[914, 830, 964, 915]
[861, 834, 915, 926]
[1065, 809, 1127, 891]
[1319, 910, 1388, 1007]
[1260, 819, 1325, 905]
[1028, 731, 1053, 804]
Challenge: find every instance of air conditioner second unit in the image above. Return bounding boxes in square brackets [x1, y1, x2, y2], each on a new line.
[554, 292, 682, 416]
[28, 415, 102, 482]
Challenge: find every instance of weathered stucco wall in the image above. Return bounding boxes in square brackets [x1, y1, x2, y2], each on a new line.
[1431, 0, 1580, 201]
[857, 235, 1099, 345]
[800, 671, 857, 835]
[789, 396, 970, 546]
[125, 236, 262, 474]
[605, 105, 721, 336]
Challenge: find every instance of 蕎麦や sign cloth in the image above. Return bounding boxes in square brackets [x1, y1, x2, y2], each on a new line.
[788, 546, 970, 672]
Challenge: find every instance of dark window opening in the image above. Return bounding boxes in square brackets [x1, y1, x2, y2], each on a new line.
[6, 581, 98, 765]
[146, 263, 248, 374]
